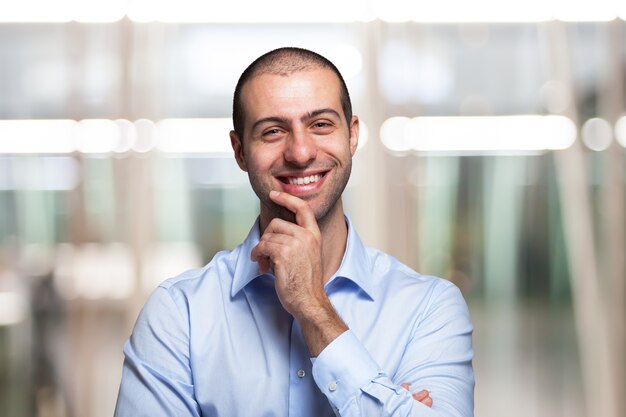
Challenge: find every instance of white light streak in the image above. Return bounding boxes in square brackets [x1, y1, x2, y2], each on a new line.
[553, 0, 618, 22]
[156, 118, 233, 154]
[407, 0, 552, 23]
[0, 0, 127, 22]
[127, 0, 363, 23]
[380, 115, 577, 153]
[0, 120, 77, 154]
[2, 0, 624, 23]
[75, 119, 120, 154]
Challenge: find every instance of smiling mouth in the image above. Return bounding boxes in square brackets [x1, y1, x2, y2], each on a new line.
[279, 173, 325, 185]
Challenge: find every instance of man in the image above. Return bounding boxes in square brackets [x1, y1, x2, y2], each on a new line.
[114, 47, 474, 416]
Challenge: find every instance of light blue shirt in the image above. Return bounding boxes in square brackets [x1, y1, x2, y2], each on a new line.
[114, 216, 474, 416]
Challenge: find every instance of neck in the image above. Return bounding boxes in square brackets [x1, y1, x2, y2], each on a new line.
[317, 202, 348, 284]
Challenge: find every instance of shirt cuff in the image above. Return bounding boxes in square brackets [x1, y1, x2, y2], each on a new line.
[311, 330, 380, 410]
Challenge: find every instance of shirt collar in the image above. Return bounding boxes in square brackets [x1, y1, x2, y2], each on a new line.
[230, 215, 376, 300]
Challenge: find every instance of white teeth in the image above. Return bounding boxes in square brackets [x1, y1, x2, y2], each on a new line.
[288, 174, 321, 185]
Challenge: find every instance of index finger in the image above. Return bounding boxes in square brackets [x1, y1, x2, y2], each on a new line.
[269, 190, 320, 237]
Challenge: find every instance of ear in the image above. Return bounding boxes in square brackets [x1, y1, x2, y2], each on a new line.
[349, 116, 360, 156]
[230, 130, 248, 172]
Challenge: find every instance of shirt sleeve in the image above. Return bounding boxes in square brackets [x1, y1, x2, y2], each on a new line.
[114, 286, 201, 417]
[311, 282, 474, 417]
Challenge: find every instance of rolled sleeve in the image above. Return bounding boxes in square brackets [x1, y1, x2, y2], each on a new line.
[311, 330, 380, 411]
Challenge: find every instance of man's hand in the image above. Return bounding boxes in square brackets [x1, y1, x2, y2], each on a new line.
[251, 191, 347, 357]
[251, 190, 325, 318]
[402, 383, 433, 408]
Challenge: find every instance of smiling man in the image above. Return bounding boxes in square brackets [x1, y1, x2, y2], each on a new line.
[114, 47, 474, 417]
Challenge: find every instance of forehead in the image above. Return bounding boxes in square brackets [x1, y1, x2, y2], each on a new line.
[240, 68, 344, 124]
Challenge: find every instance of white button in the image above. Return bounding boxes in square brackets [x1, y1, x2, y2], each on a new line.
[297, 369, 306, 378]
[328, 381, 337, 392]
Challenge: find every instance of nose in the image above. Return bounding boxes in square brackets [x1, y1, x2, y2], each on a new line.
[284, 127, 317, 166]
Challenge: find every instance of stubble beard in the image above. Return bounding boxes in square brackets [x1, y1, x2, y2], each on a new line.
[252, 160, 352, 229]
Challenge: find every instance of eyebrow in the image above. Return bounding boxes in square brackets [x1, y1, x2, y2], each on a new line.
[303, 108, 342, 122]
[250, 108, 342, 133]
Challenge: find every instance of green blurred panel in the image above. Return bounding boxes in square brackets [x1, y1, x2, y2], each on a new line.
[83, 157, 117, 242]
[482, 157, 526, 302]
[418, 156, 460, 278]
[152, 156, 193, 242]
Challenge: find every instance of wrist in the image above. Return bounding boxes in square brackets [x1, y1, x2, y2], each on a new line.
[296, 299, 348, 357]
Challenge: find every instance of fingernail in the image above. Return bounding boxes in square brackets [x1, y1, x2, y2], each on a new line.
[270, 190, 279, 197]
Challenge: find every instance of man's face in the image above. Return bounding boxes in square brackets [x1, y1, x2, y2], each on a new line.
[231, 67, 359, 226]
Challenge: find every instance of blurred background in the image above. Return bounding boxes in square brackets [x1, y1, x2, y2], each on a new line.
[0, 1, 625, 416]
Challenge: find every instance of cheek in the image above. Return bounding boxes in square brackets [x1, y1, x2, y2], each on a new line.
[326, 142, 352, 161]
[245, 146, 282, 171]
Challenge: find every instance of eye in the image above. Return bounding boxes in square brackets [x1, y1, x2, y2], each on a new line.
[311, 120, 334, 133]
[262, 128, 284, 138]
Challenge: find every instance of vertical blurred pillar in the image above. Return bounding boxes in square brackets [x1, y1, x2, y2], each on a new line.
[597, 20, 626, 417]
[540, 21, 619, 417]
[117, 20, 166, 329]
[352, 20, 393, 255]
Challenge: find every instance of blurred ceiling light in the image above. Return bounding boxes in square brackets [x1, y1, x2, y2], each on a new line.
[0, 0, 127, 22]
[616, 116, 626, 148]
[581, 118, 613, 151]
[380, 115, 577, 153]
[1, 0, 624, 22]
[157, 118, 233, 154]
[73, 0, 128, 22]
[127, 0, 366, 23]
[75, 119, 120, 154]
[114, 119, 136, 153]
[380, 117, 413, 152]
[0, 292, 28, 326]
[0, 0, 72, 22]
[553, 0, 618, 22]
[132, 119, 158, 153]
[405, 0, 552, 22]
[0, 120, 76, 154]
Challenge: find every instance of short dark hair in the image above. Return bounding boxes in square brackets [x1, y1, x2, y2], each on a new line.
[232, 47, 353, 144]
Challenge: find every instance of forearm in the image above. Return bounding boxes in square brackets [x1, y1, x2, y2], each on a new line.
[311, 330, 473, 417]
[297, 297, 348, 357]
